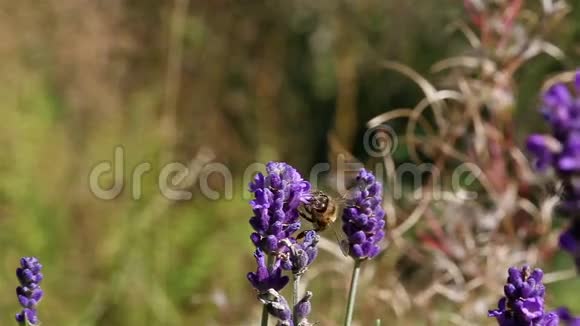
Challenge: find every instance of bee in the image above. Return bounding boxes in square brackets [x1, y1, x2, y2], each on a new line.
[298, 190, 349, 256]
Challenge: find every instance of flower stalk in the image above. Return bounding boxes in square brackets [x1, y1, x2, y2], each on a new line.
[344, 259, 361, 326]
[260, 254, 275, 326]
[260, 304, 269, 326]
[293, 274, 301, 325]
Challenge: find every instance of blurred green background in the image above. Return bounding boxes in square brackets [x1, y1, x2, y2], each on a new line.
[1, 1, 579, 325]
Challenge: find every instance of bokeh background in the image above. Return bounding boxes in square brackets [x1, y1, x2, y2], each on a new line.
[1, 1, 580, 325]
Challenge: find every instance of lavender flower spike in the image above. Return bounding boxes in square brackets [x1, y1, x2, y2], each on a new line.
[248, 162, 312, 326]
[249, 162, 312, 255]
[526, 70, 580, 269]
[15, 257, 43, 326]
[489, 266, 558, 326]
[342, 168, 386, 260]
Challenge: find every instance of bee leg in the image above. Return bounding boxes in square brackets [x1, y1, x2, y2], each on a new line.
[296, 230, 307, 239]
[297, 225, 323, 240]
[298, 211, 318, 240]
[299, 211, 315, 223]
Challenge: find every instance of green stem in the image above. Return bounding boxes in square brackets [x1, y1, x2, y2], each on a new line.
[260, 255, 274, 326]
[261, 304, 269, 326]
[293, 274, 301, 325]
[344, 260, 362, 326]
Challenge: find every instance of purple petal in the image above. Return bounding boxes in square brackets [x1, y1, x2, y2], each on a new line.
[517, 297, 545, 321]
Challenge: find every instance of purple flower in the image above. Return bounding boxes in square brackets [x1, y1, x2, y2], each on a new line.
[526, 134, 560, 171]
[15, 257, 43, 325]
[258, 289, 293, 326]
[257, 290, 314, 326]
[294, 291, 313, 326]
[559, 220, 580, 272]
[541, 78, 580, 138]
[280, 230, 319, 276]
[527, 70, 580, 197]
[554, 307, 580, 326]
[341, 168, 386, 260]
[247, 249, 289, 293]
[558, 132, 580, 173]
[541, 313, 563, 326]
[489, 266, 558, 326]
[249, 162, 312, 254]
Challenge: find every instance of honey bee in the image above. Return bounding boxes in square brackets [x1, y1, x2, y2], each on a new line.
[298, 190, 349, 256]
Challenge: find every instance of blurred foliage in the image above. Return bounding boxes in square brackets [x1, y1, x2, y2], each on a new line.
[0, 0, 579, 325]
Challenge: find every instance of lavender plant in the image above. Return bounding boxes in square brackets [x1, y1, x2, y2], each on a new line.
[489, 266, 559, 326]
[15, 257, 43, 326]
[247, 161, 316, 325]
[527, 70, 580, 270]
[342, 169, 386, 326]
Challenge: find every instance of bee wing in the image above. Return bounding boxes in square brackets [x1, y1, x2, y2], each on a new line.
[331, 201, 350, 257]
[334, 196, 351, 205]
[330, 222, 349, 257]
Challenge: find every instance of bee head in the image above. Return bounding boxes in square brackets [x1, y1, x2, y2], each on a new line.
[311, 191, 329, 212]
